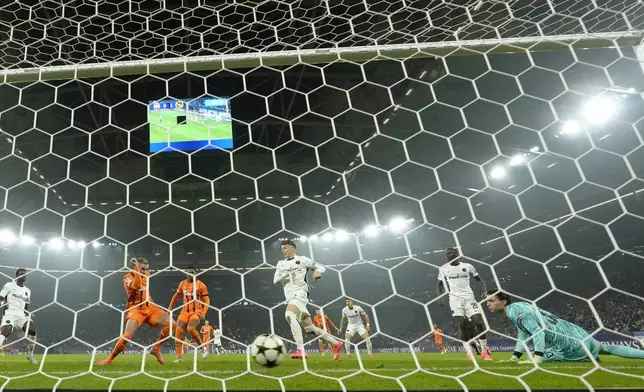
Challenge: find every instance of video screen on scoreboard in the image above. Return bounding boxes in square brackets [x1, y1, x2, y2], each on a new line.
[148, 97, 233, 153]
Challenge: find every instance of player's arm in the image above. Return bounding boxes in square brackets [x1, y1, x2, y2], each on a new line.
[302, 256, 325, 280]
[199, 283, 210, 318]
[273, 261, 289, 284]
[127, 258, 144, 290]
[436, 269, 446, 306]
[360, 307, 371, 332]
[339, 312, 346, 332]
[0, 283, 9, 312]
[512, 308, 546, 363]
[168, 282, 183, 310]
[326, 315, 338, 331]
[468, 265, 487, 298]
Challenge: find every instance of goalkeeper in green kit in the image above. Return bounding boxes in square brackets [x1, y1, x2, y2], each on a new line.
[486, 290, 644, 364]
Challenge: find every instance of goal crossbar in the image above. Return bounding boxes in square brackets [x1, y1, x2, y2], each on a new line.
[1, 32, 642, 84]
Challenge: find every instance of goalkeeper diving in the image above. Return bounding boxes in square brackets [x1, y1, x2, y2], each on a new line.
[486, 290, 644, 364]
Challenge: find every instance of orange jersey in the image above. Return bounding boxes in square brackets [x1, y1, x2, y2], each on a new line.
[201, 325, 214, 339]
[123, 271, 153, 310]
[169, 279, 210, 314]
[430, 328, 443, 342]
[313, 314, 336, 331]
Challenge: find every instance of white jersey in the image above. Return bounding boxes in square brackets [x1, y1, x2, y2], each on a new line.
[214, 329, 222, 340]
[437, 262, 478, 299]
[273, 255, 325, 299]
[342, 305, 366, 326]
[0, 281, 30, 315]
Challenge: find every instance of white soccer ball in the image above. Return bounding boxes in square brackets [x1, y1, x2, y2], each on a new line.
[249, 334, 285, 367]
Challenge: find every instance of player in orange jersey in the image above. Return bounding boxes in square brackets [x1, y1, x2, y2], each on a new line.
[183, 337, 191, 354]
[168, 266, 210, 362]
[313, 309, 339, 355]
[429, 325, 446, 354]
[200, 321, 214, 354]
[96, 257, 174, 366]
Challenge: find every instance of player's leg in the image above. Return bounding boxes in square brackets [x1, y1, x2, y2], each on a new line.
[469, 313, 490, 359]
[358, 328, 373, 357]
[453, 315, 472, 358]
[600, 341, 644, 359]
[0, 315, 13, 350]
[97, 317, 140, 365]
[318, 338, 325, 354]
[345, 330, 354, 356]
[285, 303, 306, 358]
[174, 313, 189, 362]
[149, 309, 173, 364]
[299, 309, 343, 360]
[187, 314, 207, 359]
[21, 318, 38, 364]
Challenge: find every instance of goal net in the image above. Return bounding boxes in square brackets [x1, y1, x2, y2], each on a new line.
[1, 0, 644, 390]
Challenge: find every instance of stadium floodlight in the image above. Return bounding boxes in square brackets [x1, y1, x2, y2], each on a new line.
[583, 96, 617, 124]
[322, 232, 333, 242]
[335, 230, 349, 241]
[364, 225, 380, 237]
[298, 236, 307, 242]
[489, 166, 507, 179]
[561, 120, 581, 135]
[388, 217, 409, 233]
[92, 241, 101, 248]
[530, 146, 540, 153]
[509, 154, 526, 166]
[309, 235, 318, 242]
[0, 229, 16, 244]
[67, 240, 78, 249]
[19, 236, 36, 245]
[77, 241, 87, 248]
[48, 238, 65, 250]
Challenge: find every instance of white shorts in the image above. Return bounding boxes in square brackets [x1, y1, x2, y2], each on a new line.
[286, 290, 310, 316]
[1, 311, 31, 331]
[346, 324, 367, 337]
[213, 339, 221, 346]
[449, 296, 481, 319]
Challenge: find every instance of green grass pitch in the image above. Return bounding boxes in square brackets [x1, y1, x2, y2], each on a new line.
[148, 110, 232, 143]
[2, 353, 643, 390]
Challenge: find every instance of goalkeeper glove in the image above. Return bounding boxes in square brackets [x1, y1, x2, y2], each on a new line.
[518, 355, 543, 365]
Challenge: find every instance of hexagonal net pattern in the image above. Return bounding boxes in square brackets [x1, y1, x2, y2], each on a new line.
[1, 0, 644, 391]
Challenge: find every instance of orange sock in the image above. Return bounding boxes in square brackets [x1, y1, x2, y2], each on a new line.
[153, 324, 171, 352]
[187, 326, 203, 346]
[175, 326, 185, 358]
[107, 331, 133, 362]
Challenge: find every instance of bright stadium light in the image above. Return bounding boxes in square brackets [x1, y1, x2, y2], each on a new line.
[19, 236, 35, 245]
[92, 241, 101, 248]
[309, 235, 318, 242]
[583, 96, 617, 124]
[322, 232, 333, 242]
[530, 146, 540, 153]
[561, 120, 580, 135]
[509, 154, 526, 166]
[364, 225, 380, 237]
[67, 240, 78, 249]
[77, 241, 86, 248]
[299, 236, 307, 242]
[489, 166, 507, 179]
[0, 229, 16, 244]
[388, 217, 409, 233]
[49, 238, 65, 250]
[335, 230, 349, 241]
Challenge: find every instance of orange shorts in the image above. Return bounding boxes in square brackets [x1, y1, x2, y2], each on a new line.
[177, 310, 202, 325]
[435, 339, 443, 345]
[126, 305, 166, 327]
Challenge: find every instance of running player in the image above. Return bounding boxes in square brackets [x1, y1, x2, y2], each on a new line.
[0, 269, 37, 364]
[168, 266, 210, 362]
[436, 247, 490, 360]
[429, 325, 446, 354]
[313, 309, 339, 355]
[340, 299, 373, 358]
[212, 325, 223, 354]
[96, 258, 172, 365]
[200, 321, 214, 354]
[487, 290, 644, 363]
[273, 240, 343, 360]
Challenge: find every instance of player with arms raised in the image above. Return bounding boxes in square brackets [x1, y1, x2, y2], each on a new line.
[340, 299, 373, 358]
[487, 290, 644, 363]
[436, 248, 490, 360]
[0, 269, 38, 364]
[273, 240, 343, 360]
[96, 257, 172, 366]
[313, 309, 339, 355]
[168, 266, 210, 362]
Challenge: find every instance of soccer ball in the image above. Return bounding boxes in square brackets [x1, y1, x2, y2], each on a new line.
[249, 334, 285, 367]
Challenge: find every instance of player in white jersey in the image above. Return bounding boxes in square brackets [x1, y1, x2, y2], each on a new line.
[339, 299, 373, 358]
[436, 248, 491, 361]
[273, 240, 343, 360]
[213, 327, 223, 354]
[0, 269, 38, 364]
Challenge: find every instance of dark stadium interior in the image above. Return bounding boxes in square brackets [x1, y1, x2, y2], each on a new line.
[0, 0, 644, 373]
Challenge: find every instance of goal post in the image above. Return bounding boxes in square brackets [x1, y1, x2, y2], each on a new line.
[1, 32, 642, 84]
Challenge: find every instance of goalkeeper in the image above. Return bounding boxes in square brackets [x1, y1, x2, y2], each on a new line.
[486, 290, 644, 363]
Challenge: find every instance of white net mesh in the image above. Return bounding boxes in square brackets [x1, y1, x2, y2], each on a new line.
[1, 0, 644, 390]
